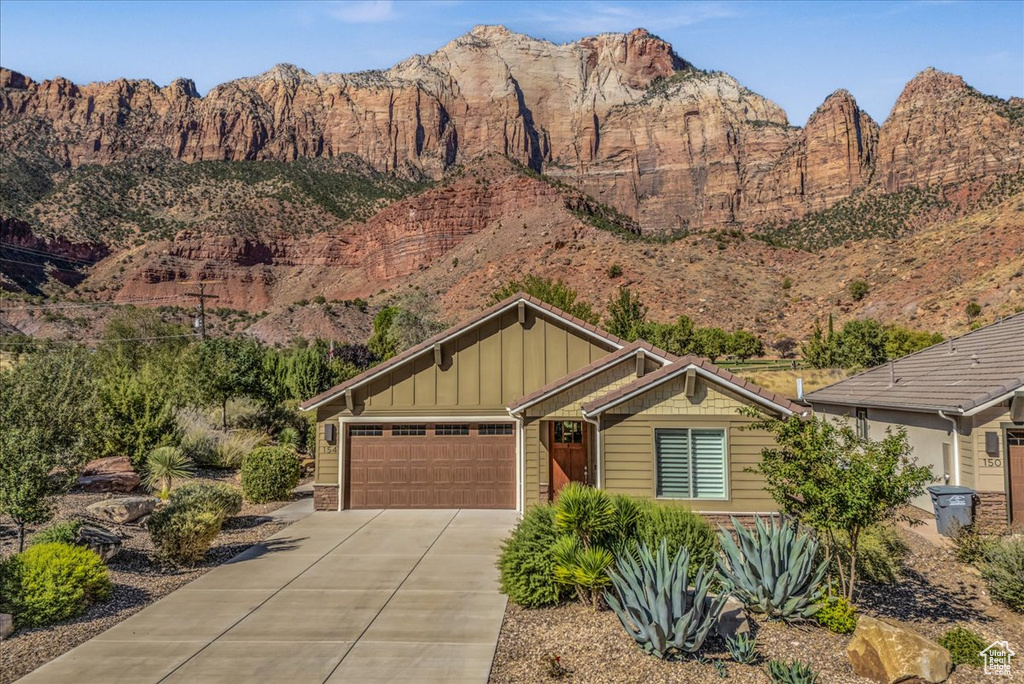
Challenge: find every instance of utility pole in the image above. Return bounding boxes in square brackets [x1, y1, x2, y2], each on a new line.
[185, 283, 219, 340]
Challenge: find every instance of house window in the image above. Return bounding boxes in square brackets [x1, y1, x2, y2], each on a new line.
[435, 424, 470, 436]
[478, 423, 514, 436]
[553, 421, 583, 444]
[856, 408, 869, 440]
[655, 429, 727, 500]
[349, 425, 383, 436]
[391, 424, 426, 436]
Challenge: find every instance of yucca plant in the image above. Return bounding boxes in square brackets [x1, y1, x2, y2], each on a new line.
[550, 534, 614, 611]
[767, 659, 818, 684]
[277, 426, 302, 450]
[717, 516, 827, 621]
[725, 632, 759, 664]
[143, 446, 194, 500]
[553, 482, 616, 547]
[605, 540, 725, 658]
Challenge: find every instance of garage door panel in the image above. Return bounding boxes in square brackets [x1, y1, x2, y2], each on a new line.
[347, 425, 514, 509]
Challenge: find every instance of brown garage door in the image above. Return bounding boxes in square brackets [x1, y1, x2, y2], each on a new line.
[346, 423, 515, 509]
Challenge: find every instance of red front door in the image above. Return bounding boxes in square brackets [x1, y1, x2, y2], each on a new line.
[550, 420, 587, 499]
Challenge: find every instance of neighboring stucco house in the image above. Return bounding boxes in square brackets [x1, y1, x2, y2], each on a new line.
[807, 313, 1024, 530]
[300, 293, 805, 513]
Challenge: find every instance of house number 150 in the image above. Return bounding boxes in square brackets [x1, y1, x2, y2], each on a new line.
[981, 458, 1002, 468]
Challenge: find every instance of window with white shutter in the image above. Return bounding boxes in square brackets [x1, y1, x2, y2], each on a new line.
[655, 428, 727, 500]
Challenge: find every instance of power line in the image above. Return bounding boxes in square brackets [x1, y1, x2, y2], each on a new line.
[0, 333, 196, 348]
[0, 295, 185, 311]
[0, 244, 99, 266]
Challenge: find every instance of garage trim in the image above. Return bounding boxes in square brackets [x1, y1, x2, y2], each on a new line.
[338, 415, 522, 513]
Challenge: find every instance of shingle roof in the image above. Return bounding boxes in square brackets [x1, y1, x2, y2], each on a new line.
[299, 292, 627, 411]
[580, 355, 805, 417]
[506, 340, 676, 413]
[805, 313, 1024, 413]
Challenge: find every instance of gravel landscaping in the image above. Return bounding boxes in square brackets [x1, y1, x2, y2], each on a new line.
[489, 525, 1024, 683]
[0, 470, 310, 684]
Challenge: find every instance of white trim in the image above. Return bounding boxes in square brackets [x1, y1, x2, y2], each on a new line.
[938, 410, 962, 487]
[583, 364, 798, 418]
[509, 348, 672, 415]
[581, 414, 601, 488]
[341, 415, 511, 422]
[301, 298, 624, 411]
[963, 389, 1018, 417]
[337, 416, 346, 511]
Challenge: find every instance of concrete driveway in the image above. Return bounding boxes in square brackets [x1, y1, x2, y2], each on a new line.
[19, 509, 518, 684]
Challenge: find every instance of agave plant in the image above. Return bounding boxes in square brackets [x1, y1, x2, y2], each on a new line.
[550, 534, 614, 611]
[605, 540, 726, 658]
[726, 632, 759, 664]
[766, 659, 819, 684]
[143, 446, 194, 500]
[717, 516, 827, 621]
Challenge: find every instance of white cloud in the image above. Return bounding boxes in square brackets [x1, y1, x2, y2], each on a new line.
[326, 1, 396, 23]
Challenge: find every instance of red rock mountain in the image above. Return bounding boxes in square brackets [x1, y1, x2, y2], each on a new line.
[3, 26, 1020, 234]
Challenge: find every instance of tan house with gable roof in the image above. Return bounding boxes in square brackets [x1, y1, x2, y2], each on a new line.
[300, 293, 805, 513]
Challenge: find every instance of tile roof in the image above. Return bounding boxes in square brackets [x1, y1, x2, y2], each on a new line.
[805, 312, 1024, 413]
[580, 355, 805, 417]
[299, 292, 627, 410]
[506, 340, 676, 413]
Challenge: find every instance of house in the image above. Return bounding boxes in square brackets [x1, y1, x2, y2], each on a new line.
[299, 293, 805, 513]
[806, 313, 1024, 530]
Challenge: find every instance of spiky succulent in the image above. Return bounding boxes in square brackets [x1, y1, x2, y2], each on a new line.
[766, 659, 819, 684]
[725, 631, 759, 664]
[605, 540, 726, 658]
[717, 515, 826, 621]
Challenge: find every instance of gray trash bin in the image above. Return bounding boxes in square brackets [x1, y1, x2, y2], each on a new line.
[927, 485, 977, 536]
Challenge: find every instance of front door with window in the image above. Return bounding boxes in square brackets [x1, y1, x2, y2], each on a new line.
[550, 420, 587, 499]
[1009, 429, 1024, 525]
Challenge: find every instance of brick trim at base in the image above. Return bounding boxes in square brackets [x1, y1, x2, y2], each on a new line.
[313, 484, 340, 511]
[975, 491, 1008, 533]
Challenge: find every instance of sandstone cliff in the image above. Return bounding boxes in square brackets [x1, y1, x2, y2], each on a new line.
[8, 27, 1017, 235]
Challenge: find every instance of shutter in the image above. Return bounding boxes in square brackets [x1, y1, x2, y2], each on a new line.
[656, 430, 691, 497]
[690, 430, 726, 499]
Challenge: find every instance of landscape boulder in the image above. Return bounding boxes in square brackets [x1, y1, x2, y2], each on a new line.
[76, 524, 122, 562]
[716, 596, 750, 640]
[847, 616, 952, 684]
[0, 613, 12, 640]
[87, 496, 158, 524]
[77, 457, 139, 493]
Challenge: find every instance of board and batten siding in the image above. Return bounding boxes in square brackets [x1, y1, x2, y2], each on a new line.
[313, 308, 617, 485]
[600, 376, 779, 513]
[969, 404, 1013, 493]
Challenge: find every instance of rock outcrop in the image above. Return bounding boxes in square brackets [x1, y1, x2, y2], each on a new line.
[77, 457, 140, 493]
[847, 616, 953, 684]
[8, 28, 1015, 235]
[87, 496, 158, 524]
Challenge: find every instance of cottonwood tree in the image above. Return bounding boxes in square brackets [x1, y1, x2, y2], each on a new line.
[490, 275, 600, 325]
[744, 410, 933, 600]
[0, 348, 94, 551]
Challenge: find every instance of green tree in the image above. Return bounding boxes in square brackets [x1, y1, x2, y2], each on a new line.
[728, 330, 764, 360]
[965, 301, 981, 323]
[883, 326, 943, 359]
[605, 287, 648, 341]
[692, 327, 730, 362]
[490, 275, 599, 325]
[91, 362, 181, 469]
[286, 340, 357, 401]
[746, 411, 933, 600]
[367, 306, 400, 360]
[191, 337, 266, 431]
[0, 348, 95, 550]
[366, 294, 445, 361]
[638, 316, 695, 356]
[834, 319, 887, 369]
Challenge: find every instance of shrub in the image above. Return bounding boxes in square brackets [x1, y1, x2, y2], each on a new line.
[0, 543, 111, 628]
[210, 431, 264, 469]
[830, 524, 909, 584]
[28, 519, 83, 547]
[937, 626, 986, 666]
[981, 536, 1024, 612]
[848, 280, 870, 301]
[816, 596, 858, 634]
[717, 515, 827, 621]
[147, 502, 225, 564]
[781, 277, 793, 290]
[169, 482, 243, 517]
[606, 541, 725, 658]
[241, 446, 301, 503]
[607, 264, 623, 279]
[950, 522, 989, 565]
[498, 504, 566, 607]
[277, 426, 301, 449]
[767, 659, 819, 684]
[178, 427, 219, 466]
[143, 446, 194, 499]
[636, 503, 717, 576]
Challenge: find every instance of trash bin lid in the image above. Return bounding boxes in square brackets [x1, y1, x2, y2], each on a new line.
[927, 485, 976, 495]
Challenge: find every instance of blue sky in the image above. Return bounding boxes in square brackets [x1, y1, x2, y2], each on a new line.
[1, 0, 1021, 124]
